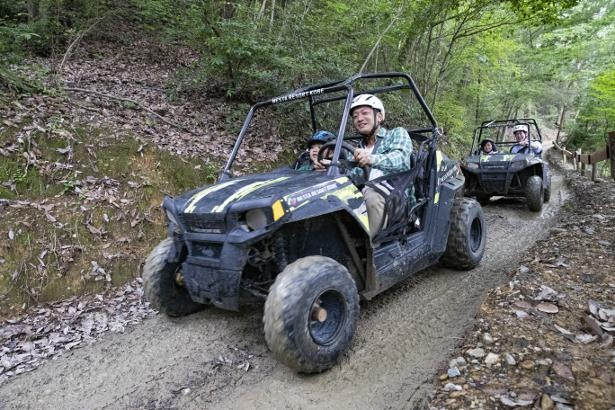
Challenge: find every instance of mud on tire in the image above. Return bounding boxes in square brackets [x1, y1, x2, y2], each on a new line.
[142, 238, 204, 317]
[440, 198, 486, 270]
[526, 175, 544, 212]
[263, 256, 359, 373]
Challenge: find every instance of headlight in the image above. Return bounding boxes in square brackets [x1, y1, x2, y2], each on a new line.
[465, 162, 479, 169]
[245, 208, 268, 230]
[165, 208, 178, 225]
[510, 161, 526, 170]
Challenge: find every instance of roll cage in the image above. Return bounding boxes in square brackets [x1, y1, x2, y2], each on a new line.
[470, 119, 543, 155]
[219, 72, 439, 181]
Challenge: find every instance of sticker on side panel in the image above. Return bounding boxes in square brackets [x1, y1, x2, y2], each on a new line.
[285, 177, 347, 210]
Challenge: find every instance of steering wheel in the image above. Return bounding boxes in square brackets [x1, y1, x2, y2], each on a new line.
[317, 141, 371, 180]
[510, 145, 529, 155]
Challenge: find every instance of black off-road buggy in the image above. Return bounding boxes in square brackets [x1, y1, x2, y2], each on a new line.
[461, 119, 551, 212]
[143, 72, 486, 373]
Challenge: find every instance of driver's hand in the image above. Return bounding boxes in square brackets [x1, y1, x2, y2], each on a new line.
[354, 148, 373, 167]
[314, 159, 330, 170]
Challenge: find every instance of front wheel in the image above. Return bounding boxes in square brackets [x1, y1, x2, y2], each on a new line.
[440, 198, 486, 270]
[263, 256, 359, 373]
[526, 175, 544, 212]
[476, 195, 490, 206]
[142, 238, 204, 317]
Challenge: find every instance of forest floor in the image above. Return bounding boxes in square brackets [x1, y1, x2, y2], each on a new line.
[1, 38, 614, 409]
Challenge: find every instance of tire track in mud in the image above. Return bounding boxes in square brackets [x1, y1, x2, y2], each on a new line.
[0, 173, 568, 410]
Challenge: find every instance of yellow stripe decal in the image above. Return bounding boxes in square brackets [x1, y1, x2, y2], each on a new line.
[434, 191, 440, 204]
[324, 180, 369, 232]
[358, 214, 370, 232]
[212, 176, 289, 213]
[327, 182, 362, 202]
[184, 180, 241, 213]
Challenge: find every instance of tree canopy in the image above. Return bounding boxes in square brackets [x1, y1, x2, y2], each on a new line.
[1, 0, 613, 151]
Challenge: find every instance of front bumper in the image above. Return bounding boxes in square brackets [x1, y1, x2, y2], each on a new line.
[463, 165, 525, 196]
[182, 262, 242, 311]
[180, 237, 249, 311]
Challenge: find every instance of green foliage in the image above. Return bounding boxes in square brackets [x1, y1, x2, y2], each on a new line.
[588, 68, 615, 121]
[506, 0, 579, 22]
[0, 0, 610, 156]
[569, 67, 615, 149]
[134, 0, 395, 100]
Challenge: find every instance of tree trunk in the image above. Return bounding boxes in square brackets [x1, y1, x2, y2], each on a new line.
[474, 73, 481, 125]
[258, 0, 267, 20]
[609, 131, 615, 181]
[27, 0, 40, 21]
[269, 0, 276, 27]
[420, 25, 434, 93]
[431, 13, 468, 108]
[555, 105, 566, 143]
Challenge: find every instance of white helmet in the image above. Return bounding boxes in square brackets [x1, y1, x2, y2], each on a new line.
[513, 124, 528, 133]
[350, 94, 385, 120]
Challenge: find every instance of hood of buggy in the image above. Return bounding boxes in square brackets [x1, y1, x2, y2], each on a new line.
[175, 170, 358, 216]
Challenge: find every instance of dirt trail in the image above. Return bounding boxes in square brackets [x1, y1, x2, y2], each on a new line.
[0, 173, 567, 410]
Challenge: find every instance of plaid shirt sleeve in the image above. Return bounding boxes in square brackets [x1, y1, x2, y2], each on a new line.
[371, 127, 413, 174]
[512, 141, 543, 155]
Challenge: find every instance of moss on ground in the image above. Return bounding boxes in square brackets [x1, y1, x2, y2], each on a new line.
[0, 122, 218, 318]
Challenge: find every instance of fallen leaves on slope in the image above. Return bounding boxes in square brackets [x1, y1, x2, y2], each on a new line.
[0, 279, 154, 385]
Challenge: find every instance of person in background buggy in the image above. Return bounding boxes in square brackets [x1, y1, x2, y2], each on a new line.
[510, 124, 543, 156]
[479, 138, 498, 155]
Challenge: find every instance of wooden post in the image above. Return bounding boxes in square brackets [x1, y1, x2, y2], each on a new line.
[573, 148, 578, 169]
[577, 148, 582, 172]
[590, 146, 609, 181]
[562, 146, 567, 165]
[609, 131, 615, 181]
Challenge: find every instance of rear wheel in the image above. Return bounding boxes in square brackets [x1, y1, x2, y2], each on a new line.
[543, 174, 552, 203]
[440, 198, 486, 270]
[526, 175, 543, 212]
[263, 256, 359, 373]
[142, 238, 204, 317]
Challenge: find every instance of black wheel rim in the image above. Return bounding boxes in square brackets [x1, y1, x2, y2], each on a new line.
[308, 289, 347, 346]
[470, 217, 482, 252]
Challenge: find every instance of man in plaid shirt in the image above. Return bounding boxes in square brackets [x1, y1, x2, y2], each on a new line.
[349, 94, 413, 240]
